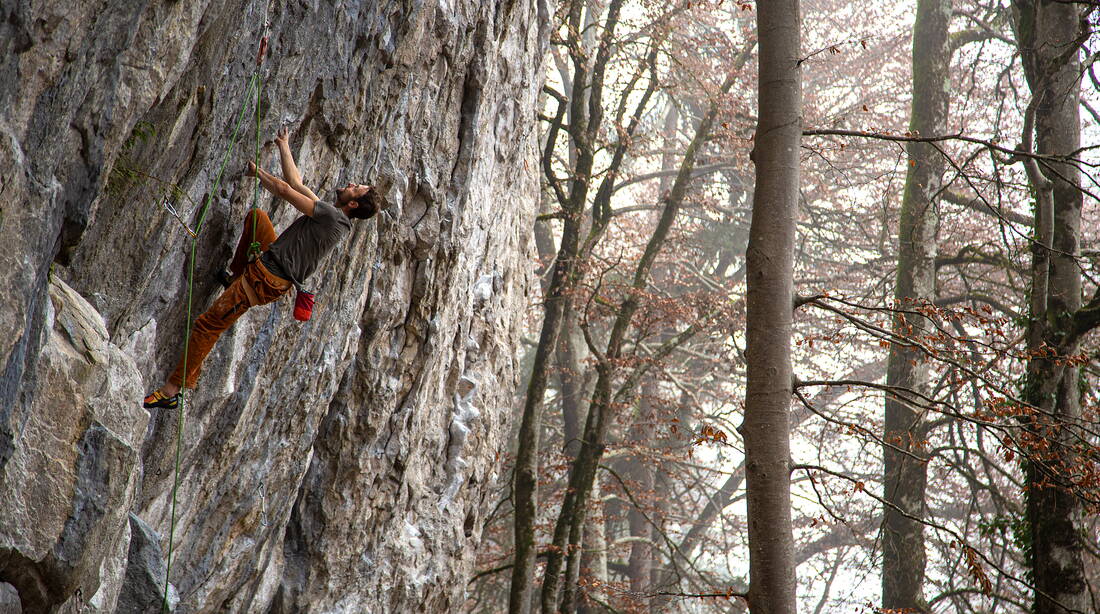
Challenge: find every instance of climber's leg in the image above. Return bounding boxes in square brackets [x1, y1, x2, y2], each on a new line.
[144, 254, 291, 407]
[165, 277, 254, 390]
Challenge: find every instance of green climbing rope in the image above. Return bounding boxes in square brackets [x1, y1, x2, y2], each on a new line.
[161, 67, 263, 613]
[250, 71, 264, 259]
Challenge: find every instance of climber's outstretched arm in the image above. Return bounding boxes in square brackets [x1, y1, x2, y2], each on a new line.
[275, 126, 320, 202]
[247, 161, 316, 217]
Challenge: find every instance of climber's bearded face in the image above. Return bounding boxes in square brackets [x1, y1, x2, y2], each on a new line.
[336, 183, 371, 204]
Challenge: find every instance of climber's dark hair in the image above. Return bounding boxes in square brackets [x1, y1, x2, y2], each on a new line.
[351, 187, 382, 219]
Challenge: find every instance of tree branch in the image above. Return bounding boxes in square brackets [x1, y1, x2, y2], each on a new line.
[803, 127, 1099, 168]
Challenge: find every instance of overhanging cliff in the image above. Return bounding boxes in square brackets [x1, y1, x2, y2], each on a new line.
[0, 0, 548, 611]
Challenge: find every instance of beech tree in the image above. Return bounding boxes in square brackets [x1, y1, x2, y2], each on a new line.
[510, 1, 738, 611]
[509, 0, 632, 609]
[741, 0, 801, 612]
[1012, 1, 1096, 612]
[883, 0, 951, 610]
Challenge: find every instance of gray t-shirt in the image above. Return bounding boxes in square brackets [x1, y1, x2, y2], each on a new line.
[261, 200, 352, 285]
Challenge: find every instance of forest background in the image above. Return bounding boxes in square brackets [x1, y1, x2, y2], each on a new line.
[466, 0, 1100, 613]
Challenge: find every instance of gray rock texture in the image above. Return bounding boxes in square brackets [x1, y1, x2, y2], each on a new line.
[0, 278, 147, 613]
[0, 0, 548, 611]
[0, 583, 20, 614]
[117, 514, 179, 614]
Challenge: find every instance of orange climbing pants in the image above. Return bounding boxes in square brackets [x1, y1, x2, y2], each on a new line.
[168, 210, 290, 388]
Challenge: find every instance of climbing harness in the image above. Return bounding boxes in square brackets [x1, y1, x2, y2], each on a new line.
[161, 13, 272, 610]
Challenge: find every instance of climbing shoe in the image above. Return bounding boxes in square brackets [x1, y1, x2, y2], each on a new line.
[214, 269, 233, 289]
[143, 389, 179, 409]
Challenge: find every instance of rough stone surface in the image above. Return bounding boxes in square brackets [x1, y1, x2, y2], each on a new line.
[0, 582, 22, 614]
[0, 278, 147, 614]
[117, 514, 179, 614]
[0, 0, 547, 611]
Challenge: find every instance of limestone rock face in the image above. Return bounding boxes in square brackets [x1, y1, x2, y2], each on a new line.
[0, 0, 547, 611]
[117, 514, 179, 614]
[0, 278, 147, 613]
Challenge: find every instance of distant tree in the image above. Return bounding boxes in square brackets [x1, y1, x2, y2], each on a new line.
[882, 0, 952, 611]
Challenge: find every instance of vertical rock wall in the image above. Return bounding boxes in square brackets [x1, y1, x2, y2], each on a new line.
[0, 0, 548, 611]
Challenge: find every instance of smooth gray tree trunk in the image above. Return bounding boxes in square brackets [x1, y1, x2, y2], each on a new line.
[741, 1, 801, 612]
[1012, 2, 1088, 612]
[881, 1, 950, 611]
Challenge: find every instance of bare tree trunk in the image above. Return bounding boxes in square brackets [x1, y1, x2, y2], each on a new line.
[557, 313, 589, 459]
[1011, 2, 1088, 612]
[623, 103, 680, 606]
[741, 0, 801, 612]
[510, 208, 583, 614]
[541, 69, 734, 613]
[625, 397, 656, 598]
[510, 2, 597, 609]
[576, 480, 608, 614]
[881, 1, 950, 611]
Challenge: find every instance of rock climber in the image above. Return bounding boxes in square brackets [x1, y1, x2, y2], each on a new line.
[142, 126, 381, 409]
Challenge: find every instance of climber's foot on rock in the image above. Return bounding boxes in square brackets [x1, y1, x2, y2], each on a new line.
[143, 389, 179, 409]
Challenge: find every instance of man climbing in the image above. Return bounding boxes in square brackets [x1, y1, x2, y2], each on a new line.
[143, 126, 380, 409]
